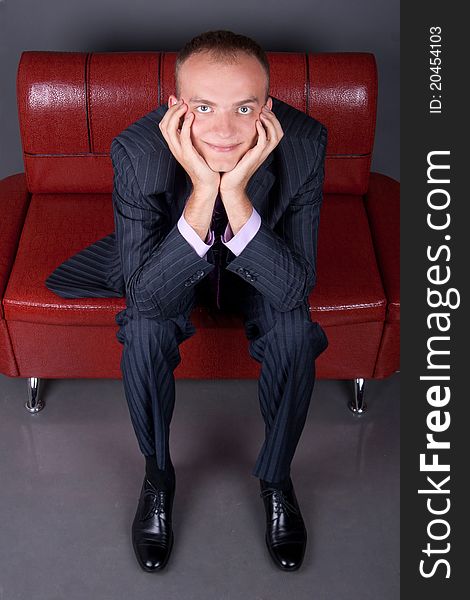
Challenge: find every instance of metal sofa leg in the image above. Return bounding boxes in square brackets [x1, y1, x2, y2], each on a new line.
[348, 378, 366, 415]
[25, 377, 45, 413]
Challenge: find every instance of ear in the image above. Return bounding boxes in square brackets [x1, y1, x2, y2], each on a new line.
[168, 94, 179, 108]
[266, 96, 273, 111]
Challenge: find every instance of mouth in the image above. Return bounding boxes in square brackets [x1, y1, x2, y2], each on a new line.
[205, 142, 241, 153]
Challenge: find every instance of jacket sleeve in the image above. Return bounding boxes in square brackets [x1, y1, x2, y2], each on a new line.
[225, 125, 327, 312]
[111, 138, 215, 319]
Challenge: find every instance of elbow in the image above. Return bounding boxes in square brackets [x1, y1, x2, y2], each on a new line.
[278, 267, 316, 312]
[130, 290, 163, 320]
[306, 269, 317, 296]
[127, 273, 164, 320]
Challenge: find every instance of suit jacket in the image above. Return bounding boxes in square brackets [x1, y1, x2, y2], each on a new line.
[45, 96, 327, 319]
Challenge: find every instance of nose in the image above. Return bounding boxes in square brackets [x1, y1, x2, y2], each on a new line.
[212, 112, 237, 140]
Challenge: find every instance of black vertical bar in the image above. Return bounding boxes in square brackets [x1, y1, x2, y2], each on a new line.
[401, 2, 466, 597]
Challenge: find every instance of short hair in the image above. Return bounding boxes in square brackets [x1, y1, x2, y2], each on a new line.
[175, 30, 270, 101]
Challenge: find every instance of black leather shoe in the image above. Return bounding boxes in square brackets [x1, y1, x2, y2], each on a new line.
[131, 477, 175, 572]
[259, 479, 307, 571]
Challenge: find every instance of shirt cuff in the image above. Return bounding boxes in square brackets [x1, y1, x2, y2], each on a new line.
[221, 207, 261, 256]
[177, 212, 215, 258]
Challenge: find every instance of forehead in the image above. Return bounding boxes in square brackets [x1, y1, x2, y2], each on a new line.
[178, 52, 266, 100]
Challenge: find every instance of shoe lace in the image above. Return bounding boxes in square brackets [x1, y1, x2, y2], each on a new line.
[142, 487, 167, 520]
[260, 488, 300, 516]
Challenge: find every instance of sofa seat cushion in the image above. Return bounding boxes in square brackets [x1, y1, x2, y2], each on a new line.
[4, 192, 386, 330]
[4, 193, 124, 326]
[309, 193, 386, 327]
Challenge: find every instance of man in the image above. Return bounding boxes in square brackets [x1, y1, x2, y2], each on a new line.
[46, 30, 329, 572]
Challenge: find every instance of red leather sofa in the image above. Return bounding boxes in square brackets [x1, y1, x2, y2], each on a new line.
[0, 51, 399, 414]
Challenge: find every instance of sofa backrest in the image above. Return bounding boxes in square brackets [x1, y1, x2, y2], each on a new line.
[17, 51, 377, 196]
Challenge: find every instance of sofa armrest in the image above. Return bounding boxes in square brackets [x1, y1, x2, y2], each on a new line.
[364, 172, 400, 322]
[0, 173, 31, 319]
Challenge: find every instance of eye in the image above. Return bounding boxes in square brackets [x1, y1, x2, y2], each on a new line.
[196, 105, 211, 113]
[238, 106, 253, 114]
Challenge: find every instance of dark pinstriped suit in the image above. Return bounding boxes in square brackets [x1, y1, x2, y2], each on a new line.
[46, 96, 329, 484]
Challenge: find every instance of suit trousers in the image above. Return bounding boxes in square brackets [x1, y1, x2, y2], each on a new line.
[114, 267, 328, 484]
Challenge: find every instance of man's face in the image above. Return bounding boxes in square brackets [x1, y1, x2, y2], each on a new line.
[168, 52, 272, 173]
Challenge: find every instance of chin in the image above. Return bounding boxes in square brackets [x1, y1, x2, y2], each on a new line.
[204, 157, 238, 173]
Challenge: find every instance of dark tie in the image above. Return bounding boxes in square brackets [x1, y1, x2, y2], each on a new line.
[207, 193, 228, 310]
[211, 193, 228, 237]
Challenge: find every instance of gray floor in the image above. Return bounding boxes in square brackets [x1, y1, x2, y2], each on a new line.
[0, 372, 399, 600]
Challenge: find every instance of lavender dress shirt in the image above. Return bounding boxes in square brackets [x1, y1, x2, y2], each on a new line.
[177, 205, 262, 259]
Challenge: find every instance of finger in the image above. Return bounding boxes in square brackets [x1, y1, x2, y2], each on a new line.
[158, 120, 178, 158]
[159, 100, 183, 128]
[167, 102, 187, 134]
[256, 118, 278, 165]
[256, 117, 269, 146]
[179, 111, 201, 157]
[260, 110, 284, 141]
[158, 102, 184, 150]
[259, 113, 282, 150]
[179, 110, 194, 145]
[165, 103, 188, 152]
[161, 101, 187, 137]
[179, 111, 200, 160]
[259, 112, 276, 138]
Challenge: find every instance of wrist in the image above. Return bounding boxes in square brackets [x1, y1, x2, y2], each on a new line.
[191, 184, 219, 201]
[219, 186, 248, 202]
[219, 181, 247, 196]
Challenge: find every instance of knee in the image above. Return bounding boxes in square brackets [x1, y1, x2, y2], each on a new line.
[272, 315, 328, 358]
[115, 306, 179, 354]
[272, 317, 310, 349]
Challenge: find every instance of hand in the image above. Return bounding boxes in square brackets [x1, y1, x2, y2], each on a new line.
[158, 99, 220, 193]
[219, 103, 284, 194]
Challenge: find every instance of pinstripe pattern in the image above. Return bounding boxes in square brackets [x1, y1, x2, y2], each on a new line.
[239, 290, 328, 481]
[45, 96, 329, 483]
[44, 233, 123, 298]
[114, 301, 197, 470]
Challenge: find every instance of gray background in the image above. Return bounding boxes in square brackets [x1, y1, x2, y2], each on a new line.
[0, 0, 399, 182]
[0, 2, 400, 597]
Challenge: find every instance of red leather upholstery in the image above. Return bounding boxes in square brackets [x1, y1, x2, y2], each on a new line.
[1, 51, 399, 381]
[363, 173, 400, 378]
[17, 51, 376, 195]
[0, 173, 30, 376]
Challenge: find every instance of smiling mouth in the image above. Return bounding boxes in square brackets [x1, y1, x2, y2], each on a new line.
[205, 142, 240, 153]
